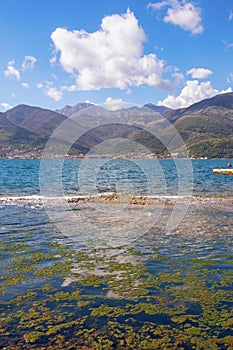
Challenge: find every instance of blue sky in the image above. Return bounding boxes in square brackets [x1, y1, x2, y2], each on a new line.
[0, 0, 233, 112]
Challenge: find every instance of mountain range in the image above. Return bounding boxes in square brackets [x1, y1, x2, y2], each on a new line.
[0, 92, 233, 158]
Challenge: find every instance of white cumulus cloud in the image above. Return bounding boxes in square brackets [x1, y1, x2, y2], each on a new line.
[4, 60, 20, 80]
[50, 9, 172, 91]
[21, 55, 37, 70]
[37, 81, 63, 101]
[1, 102, 13, 111]
[4, 56, 37, 82]
[45, 86, 63, 101]
[186, 67, 213, 79]
[21, 82, 29, 88]
[157, 80, 232, 109]
[103, 97, 132, 110]
[147, 0, 203, 34]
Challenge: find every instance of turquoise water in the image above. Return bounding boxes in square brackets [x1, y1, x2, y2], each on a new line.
[0, 158, 232, 196]
[0, 158, 232, 349]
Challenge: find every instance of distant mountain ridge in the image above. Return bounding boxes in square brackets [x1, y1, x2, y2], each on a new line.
[143, 103, 172, 115]
[55, 103, 94, 117]
[166, 92, 233, 123]
[4, 104, 67, 135]
[168, 92, 233, 158]
[0, 93, 233, 158]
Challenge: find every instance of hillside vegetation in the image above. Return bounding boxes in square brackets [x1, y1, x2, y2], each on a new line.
[0, 92, 233, 158]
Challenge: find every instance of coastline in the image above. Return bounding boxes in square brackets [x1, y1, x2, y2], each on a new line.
[0, 192, 232, 206]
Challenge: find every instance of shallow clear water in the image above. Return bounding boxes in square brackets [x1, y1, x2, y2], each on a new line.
[0, 158, 232, 349]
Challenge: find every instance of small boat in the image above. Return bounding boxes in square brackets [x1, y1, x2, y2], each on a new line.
[213, 169, 233, 175]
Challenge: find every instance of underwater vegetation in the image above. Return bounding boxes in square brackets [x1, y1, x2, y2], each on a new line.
[0, 225, 233, 350]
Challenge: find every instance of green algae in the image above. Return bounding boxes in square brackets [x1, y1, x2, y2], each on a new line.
[23, 331, 44, 343]
[1, 231, 233, 349]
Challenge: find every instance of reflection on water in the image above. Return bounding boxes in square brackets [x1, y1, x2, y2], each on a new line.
[0, 157, 233, 348]
[0, 198, 233, 348]
[1, 158, 233, 196]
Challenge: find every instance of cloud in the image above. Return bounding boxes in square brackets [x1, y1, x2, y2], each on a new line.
[37, 82, 43, 89]
[227, 73, 233, 83]
[4, 56, 36, 82]
[21, 82, 29, 88]
[4, 60, 20, 80]
[223, 40, 233, 51]
[21, 55, 37, 70]
[50, 55, 57, 65]
[147, 0, 203, 34]
[186, 68, 213, 79]
[157, 80, 232, 109]
[61, 84, 77, 92]
[1, 102, 13, 111]
[148, 1, 168, 10]
[229, 10, 233, 21]
[50, 9, 172, 91]
[170, 67, 185, 84]
[37, 81, 63, 101]
[103, 97, 132, 110]
[45, 87, 63, 101]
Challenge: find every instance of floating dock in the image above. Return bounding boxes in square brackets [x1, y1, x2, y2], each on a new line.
[213, 169, 233, 175]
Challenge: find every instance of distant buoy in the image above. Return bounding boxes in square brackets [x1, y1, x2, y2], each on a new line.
[228, 163, 232, 168]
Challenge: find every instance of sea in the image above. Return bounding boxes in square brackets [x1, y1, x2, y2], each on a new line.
[0, 158, 232, 349]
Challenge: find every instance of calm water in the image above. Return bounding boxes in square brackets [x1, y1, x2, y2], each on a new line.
[0, 158, 232, 196]
[0, 159, 232, 349]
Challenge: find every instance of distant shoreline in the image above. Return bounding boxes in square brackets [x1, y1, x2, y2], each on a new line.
[0, 155, 231, 160]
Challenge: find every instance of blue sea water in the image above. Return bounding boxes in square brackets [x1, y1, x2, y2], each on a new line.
[0, 158, 232, 348]
[0, 158, 232, 197]
[0, 158, 232, 249]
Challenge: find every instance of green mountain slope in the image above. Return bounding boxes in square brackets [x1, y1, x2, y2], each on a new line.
[170, 93, 233, 158]
[0, 122, 47, 157]
[4, 104, 67, 136]
[0, 92, 233, 158]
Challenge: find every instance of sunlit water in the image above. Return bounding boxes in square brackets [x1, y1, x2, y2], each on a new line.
[0, 158, 232, 196]
[0, 159, 232, 349]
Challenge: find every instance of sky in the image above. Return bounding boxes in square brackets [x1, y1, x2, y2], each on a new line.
[0, 0, 233, 112]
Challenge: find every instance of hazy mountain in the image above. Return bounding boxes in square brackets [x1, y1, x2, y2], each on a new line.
[57, 101, 172, 117]
[62, 105, 164, 156]
[55, 103, 94, 117]
[143, 103, 172, 116]
[1, 92, 233, 158]
[1, 104, 102, 156]
[69, 105, 162, 130]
